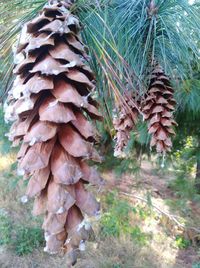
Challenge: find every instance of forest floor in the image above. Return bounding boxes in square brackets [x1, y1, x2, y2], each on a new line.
[0, 155, 200, 268]
[101, 161, 200, 268]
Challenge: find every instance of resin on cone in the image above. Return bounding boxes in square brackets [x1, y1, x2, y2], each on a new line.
[113, 90, 139, 157]
[143, 64, 177, 153]
[5, 0, 104, 265]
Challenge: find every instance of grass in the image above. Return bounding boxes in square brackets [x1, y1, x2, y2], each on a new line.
[76, 237, 161, 268]
[0, 210, 12, 245]
[0, 208, 44, 256]
[168, 176, 197, 200]
[0, 157, 45, 256]
[100, 192, 151, 246]
[13, 226, 44, 256]
[166, 172, 200, 228]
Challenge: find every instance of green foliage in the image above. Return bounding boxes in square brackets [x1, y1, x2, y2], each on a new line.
[165, 198, 192, 217]
[0, 209, 44, 255]
[168, 136, 200, 200]
[175, 79, 200, 117]
[3, 162, 22, 192]
[111, 0, 200, 82]
[99, 149, 140, 176]
[0, 106, 11, 154]
[114, 159, 140, 177]
[100, 192, 131, 237]
[124, 122, 151, 155]
[168, 176, 196, 200]
[13, 226, 44, 256]
[100, 192, 150, 246]
[130, 226, 150, 245]
[193, 263, 200, 268]
[166, 137, 200, 214]
[0, 210, 12, 245]
[136, 121, 151, 147]
[113, 265, 121, 268]
[0, 0, 46, 99]
[175, 235, 191, 249]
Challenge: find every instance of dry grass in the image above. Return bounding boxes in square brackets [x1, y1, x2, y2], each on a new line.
[0, 236, 180, 268]
[76, 237, 164, 268]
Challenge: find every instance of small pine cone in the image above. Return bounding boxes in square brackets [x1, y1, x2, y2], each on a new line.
[5, 0, 104, 265]
[143, 65, 177, 153]
[113, 90, 139, 157]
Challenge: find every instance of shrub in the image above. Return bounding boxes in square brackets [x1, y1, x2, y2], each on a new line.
[100, 192, 150, 246]
[175, 235, 191, 249]
[13, 226, 44, 256]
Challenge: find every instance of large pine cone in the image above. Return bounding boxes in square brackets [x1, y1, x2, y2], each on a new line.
[143, 65, 177, 153]
[5, 0, 104, 265]
[113, 90, 139, 157]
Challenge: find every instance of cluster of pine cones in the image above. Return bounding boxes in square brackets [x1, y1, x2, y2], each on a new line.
[113, 65, 177, 156]
[4, 0, 178, 265]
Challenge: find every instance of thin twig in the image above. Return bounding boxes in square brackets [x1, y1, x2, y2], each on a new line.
[119, 191, 200, 234]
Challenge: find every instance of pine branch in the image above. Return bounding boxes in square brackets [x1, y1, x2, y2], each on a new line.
[120, 191, 200, 235]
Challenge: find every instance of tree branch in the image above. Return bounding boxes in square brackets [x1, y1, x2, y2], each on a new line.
[119, 191, 200, 234]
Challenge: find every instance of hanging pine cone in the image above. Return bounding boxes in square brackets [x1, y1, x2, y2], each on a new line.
[113, 90, 139, 157]
[143, 65, 177, 153]
[4, 0, 104, 265]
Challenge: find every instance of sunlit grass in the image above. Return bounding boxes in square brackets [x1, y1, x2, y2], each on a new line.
[0, 154, 15, 172]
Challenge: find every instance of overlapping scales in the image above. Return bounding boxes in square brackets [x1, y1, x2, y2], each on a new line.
[5, 0, 104, 265]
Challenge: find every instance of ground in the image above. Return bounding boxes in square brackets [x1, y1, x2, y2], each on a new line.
[0, 155, 200, 268]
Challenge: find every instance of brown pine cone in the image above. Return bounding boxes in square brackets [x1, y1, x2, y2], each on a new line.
[5, 0, 104, 265]
[113, 90, 139, 157]
[143, 65, 177, 153]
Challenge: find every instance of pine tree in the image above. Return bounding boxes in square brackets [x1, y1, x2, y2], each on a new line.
[0, 0, 200, 263]
[4, 0, 104, 264]
[143, 65, 177, 154]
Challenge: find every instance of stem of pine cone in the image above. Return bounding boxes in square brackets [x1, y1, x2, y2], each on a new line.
[148, 0, 158, 17]
[48, 0, 75, 5]
[95, 0, 101, 9]
[149, 0, 155, 10]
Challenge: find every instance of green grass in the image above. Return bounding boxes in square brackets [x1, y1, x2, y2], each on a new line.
[13, 226, 44, 256]
[100, 192, 151, 246]
[0, 210, 12, 245]
[0, 209, 44, 255]
[168, 176, 197, 200]
[0, 107, 12, 155]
